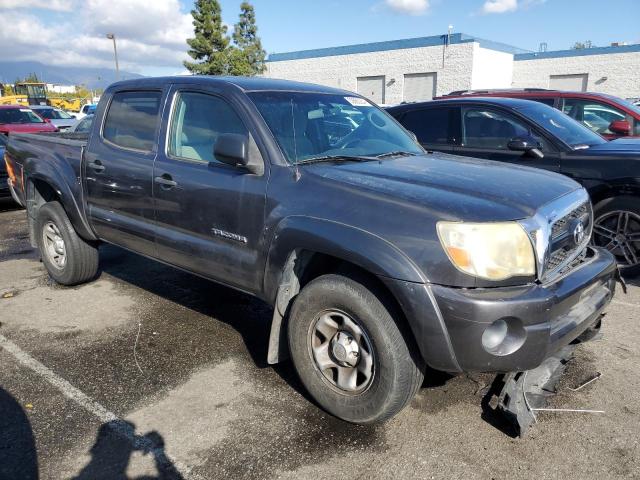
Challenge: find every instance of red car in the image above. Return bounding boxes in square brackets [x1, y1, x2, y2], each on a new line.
[0, 105, 59, 135]
[436, 89, 640, 140]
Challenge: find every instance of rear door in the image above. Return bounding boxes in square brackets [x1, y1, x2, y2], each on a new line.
[394, 106, 457, 154]
[152, 84, 269, 293]
[454, 105, 561, 172]
[561, 98, 633, 139]
[85, 89, 165, 255]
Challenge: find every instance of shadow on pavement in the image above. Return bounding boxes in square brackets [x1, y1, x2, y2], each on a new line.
[0, 198, 22, 213]
[0, 387, 38, 480]
[72, 420, 184, 480]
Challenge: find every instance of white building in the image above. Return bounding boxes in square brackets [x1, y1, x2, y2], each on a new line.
[46, 83, 76, 94]
[264, 33, 640, 104]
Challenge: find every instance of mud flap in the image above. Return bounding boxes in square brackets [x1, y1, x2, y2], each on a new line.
[494, 345, 577, 437]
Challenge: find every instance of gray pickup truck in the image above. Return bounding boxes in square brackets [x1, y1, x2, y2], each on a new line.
[4, 76, 618, 424]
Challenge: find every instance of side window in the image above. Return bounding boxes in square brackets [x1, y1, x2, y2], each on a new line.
[103, 91, 162, 152]
[462, 108, 534, 149]
[399, 108, 452, 145]
[169, 92, 248, 164]
[562, 99, 627, 135]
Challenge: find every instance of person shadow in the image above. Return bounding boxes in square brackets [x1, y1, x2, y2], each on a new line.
[0, 387, 38, 480]
[72, 420, 183, 480]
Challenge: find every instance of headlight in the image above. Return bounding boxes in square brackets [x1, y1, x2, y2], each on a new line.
[437, 221, 536, 281]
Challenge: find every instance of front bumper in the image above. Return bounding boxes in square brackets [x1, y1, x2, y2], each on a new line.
[385, 247, 617, 373]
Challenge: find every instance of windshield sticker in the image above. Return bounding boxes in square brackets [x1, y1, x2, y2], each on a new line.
[344, 96, 369, 106]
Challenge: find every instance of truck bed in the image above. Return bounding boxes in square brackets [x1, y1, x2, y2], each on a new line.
[4, 131, 89, 206]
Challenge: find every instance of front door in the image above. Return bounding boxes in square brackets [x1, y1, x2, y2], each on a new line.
[153, 87, 269, 293]
[454, 106, 560, 172]
[84, 89, 164, 255]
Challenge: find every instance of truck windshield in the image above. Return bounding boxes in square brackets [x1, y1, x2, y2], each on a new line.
[248, 91, 423, 164]
[519, 102, 606, 149]
[0, 108, 45, 124]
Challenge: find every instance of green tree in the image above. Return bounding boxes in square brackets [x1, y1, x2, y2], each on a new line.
[228, 2, 266, 76]
[184, 0, 230, 75]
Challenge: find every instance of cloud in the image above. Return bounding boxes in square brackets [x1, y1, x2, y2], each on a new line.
[0, 0, 204, 74]
[384, 0, 430, 15]
[0, 0, 74, 11]
[481, 0, 518, 13]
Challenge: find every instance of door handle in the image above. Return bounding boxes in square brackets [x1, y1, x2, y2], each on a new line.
[154, 174, 177, 189]
[88, 160, 105, 172]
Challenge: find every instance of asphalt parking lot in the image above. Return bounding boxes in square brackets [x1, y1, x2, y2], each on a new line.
[0, 197, 639, 480]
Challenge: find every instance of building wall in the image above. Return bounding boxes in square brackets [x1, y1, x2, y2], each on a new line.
[265, 42, 476, 104]
[471, 45, 513, 90]
[513, 51, 640, 98]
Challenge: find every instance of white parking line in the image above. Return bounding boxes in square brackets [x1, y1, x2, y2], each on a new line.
[0, 333, 200, 479]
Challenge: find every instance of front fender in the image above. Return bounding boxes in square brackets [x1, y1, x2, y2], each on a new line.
[263, 215, 427, 303]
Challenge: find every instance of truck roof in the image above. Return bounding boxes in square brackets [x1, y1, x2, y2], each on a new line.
[107, 76, 354, 96]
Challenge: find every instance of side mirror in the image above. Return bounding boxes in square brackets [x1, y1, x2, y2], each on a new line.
[507, 137, 544, 159]
[214, 133, 249, 168]
[609, 120, 631, 136]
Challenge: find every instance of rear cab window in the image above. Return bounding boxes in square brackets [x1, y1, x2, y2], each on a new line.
[102, 91, 162, 152]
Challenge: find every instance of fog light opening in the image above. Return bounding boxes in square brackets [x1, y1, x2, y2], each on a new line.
[482, 317, 527, 356]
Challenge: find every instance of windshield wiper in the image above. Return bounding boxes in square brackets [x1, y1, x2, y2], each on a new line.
[375, 151, 418, 159]
[296, 154, 379, 165]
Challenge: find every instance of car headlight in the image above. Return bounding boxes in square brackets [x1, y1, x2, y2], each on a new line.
[437, 221, 536, 281]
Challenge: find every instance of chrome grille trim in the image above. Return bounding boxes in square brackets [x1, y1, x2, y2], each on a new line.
[518, 189, 592, 282]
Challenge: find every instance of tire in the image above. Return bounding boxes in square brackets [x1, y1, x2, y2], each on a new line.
[593, 196, 640, 277]
[35, 201, 99, 286]
[287, 273, 424, 424]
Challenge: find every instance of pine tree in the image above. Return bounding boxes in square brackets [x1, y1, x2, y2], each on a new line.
[184, 0, 230, 75]
[228, 2, 266, 76]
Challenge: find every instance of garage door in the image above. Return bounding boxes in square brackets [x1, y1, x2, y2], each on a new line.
[403, 73, 437, 102]
[357, 76, 385, 104]
[549, 74, 588, 91]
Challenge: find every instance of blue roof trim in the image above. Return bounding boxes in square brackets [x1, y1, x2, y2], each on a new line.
[267, 33, 529, 62]
[515, 43, 640, 61]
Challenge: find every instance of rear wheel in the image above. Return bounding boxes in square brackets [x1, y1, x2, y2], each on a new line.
[288, 273, 424, 424]
[36, 201, 99, 285]
[593, 196, 640, 277]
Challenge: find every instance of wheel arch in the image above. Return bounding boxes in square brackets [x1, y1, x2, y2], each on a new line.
[263, 216, 429, 365]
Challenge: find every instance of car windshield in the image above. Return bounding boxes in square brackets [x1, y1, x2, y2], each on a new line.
[37, 108, 73, 120]
[247, 91, 423, 164]
[519, 102, 606, 148]
[0, 108, 45, 124]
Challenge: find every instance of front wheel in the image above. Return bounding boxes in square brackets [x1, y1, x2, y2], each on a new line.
[36, 201, 99, 285]
[593, 196, 640, 277]
[288, 273, 424, 424]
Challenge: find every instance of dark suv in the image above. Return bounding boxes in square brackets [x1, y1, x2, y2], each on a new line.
[436, 89, 640, 140]
[388, 97, 640, 275]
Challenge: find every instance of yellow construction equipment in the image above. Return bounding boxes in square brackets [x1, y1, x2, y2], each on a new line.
[0, 82, 83, 111]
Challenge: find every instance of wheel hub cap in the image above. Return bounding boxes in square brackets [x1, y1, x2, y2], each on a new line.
[330, 331, 360, 367]
[309, 310, 375, 394]
[42, 221, 67, 269]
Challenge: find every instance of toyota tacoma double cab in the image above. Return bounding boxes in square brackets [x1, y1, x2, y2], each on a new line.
[4, 76, 618, 424]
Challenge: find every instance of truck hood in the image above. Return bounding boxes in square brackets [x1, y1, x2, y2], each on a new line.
[306, 152, 581, 221]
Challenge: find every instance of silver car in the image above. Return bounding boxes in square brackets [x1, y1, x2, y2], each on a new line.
[29, 106, 77, 131]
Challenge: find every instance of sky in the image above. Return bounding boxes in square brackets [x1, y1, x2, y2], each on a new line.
[0, 0, 638, 77]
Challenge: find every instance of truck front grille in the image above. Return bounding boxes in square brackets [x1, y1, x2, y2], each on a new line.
[544, 201, 592, 280]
